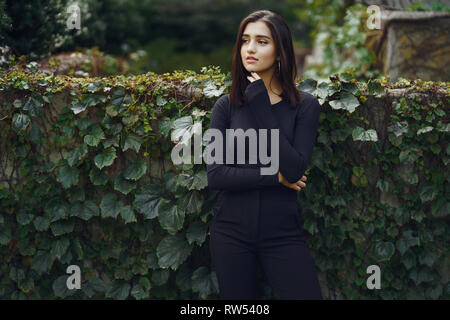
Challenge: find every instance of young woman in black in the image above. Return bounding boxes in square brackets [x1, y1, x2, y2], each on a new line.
[206, 10, 323, 300]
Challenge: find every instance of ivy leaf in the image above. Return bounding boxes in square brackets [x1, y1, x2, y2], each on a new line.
[120, 205, 137, 224]
[105, 280, 130, 300]
[368, 79, 384, 96]
[57, 164, 79, 189]
[181, 191, 203, 214]
[20, 96, 43, 117]
[387, 121, 408, 137]
[33, 216, 50, 232]
[176, 170, 208, 191]
[114, 172, 137, 195]
[71, 94, 104, 115]
[63, 144, 88, 167]
[94, 147, 117, 170]
[156, 233, 193, 271]
[431, 197, 449, 217]
[419, 185, 438, 203]
[202, 79, 225, 98]
[131, 277, 151, 300]
[186, 221, 207, 246]
[70, 200, 99, 221]
[84, 124, 105, 147]
[100, 193, 125, 219]
[352, 126, 378, 142]
[151, 269, 170, 286]
[329, 91, 360, 113]
[53, 275, 77, 298]
[191, 266, 218, 299]
[158, 200, 185, 235]
[45, 200, 69, 222]
[50, 238, 70, 260]
[0, 225, 12, 245]
[31, 250, 54, 274]
[87, 81, 102, 93]
[160, 118, 173, 137]
[134, 184, 165, 219]
[373, 241, 395, 261]
[89, 167, 108, 186]
[111, 89, 133, 109]
[122, 133, 143, 153]
[123, 158, 147, 181]
[12, 113, 30, 132]
[50, 220, 74, 236]
[297, 78, 317, 94]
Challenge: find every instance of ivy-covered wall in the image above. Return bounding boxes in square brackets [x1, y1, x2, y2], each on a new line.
[0, 66, 448, 299]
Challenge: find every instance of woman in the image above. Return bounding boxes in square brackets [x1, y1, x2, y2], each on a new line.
[206, 10, 322, 300]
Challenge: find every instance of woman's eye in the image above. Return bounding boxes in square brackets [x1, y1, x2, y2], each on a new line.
[241, 39, 267, 45]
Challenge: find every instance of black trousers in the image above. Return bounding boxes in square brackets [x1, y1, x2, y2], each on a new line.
[209, 191, 323, 300]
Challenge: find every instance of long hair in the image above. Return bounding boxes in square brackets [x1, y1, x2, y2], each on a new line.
[229, 10, 301, 108]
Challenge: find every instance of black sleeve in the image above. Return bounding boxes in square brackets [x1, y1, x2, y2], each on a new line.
[245, 79, 321, 184]
[205, 95, 279, 191]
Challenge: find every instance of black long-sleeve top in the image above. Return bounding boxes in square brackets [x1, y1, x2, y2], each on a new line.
[206, 78, 321, 224]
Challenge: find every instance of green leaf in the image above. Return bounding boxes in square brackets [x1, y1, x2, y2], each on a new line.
[84, 124, 105, 147]
[31, 250, 54, 274]
[71, 94, 104, 115]
[46, 200, 69, 222]
[87, 81, 102, 93]
[111, 89, 132, 109]
[130, 277, 151, 300]
[123, 158, 147, 181]
[106, 281, 130, 300]
[191, 266, 217, 299]
[297, 78, 317, 94]
[134, 184, 165, 219]
[63, 144, 88, 167]
[368, 79, 384, 95]
[181, 191, 204, 214]
[94, 147, 117, 170]
[70, 200, 99, 221]
[401, 250, 416, 270]
[419, 185, 438, 203]
[157, 233, 193, 271]
[158, 200, 185, 235]
[329, 91, 360, 113]
[114, 172, 137, 195]
[12, 113, 30, 132]
[122, 133, 143, 153]
[352, 126, 378, 142]
[186, 221, 207, 246]
[52, 275, 77, 298]
[50, 220, 74, 237]
[176, 170, 208, 191]
[33, 216, 50, 231]
[0, 225, 12, 245]
[57, 164, 79, 189]
[89, 167, 108, 186]
[151, 269, 170, 286]
[431, 197, 448, 216]
[373, 241, 395, 261]
[120, 205, 137, 224]
[50, 238, 70, 260]
[100, 193, 125, 219]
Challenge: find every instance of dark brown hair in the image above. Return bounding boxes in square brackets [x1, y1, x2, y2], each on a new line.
[229, 10, 301, 108]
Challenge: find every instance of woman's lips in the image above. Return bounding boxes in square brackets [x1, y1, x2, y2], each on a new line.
[246, 58, 258, 63]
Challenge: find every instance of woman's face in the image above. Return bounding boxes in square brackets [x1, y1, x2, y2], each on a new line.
[240, 21, 279, 75]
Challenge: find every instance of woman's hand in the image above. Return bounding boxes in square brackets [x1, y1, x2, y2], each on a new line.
[278, 172, 307, 191]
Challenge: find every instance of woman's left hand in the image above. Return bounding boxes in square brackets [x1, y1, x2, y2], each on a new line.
[247, 72, 261, 83]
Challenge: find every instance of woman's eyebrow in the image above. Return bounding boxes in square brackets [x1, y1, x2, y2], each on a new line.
[242, 34, 271, 40]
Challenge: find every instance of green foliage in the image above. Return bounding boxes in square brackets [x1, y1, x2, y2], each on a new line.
[0, 65, 448, 299]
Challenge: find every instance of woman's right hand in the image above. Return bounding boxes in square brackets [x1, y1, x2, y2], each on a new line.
[278, 172, 307, 191]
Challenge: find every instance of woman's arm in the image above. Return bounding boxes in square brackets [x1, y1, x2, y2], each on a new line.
[245, 79, 321, 184]
[206, 95, 279, 191]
